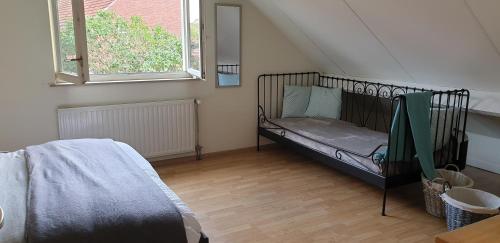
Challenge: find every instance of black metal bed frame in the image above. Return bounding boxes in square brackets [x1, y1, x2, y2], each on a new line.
[199, 232, 209, 243]
[257, 72, 470, 216]
[217, 64, 240, 74]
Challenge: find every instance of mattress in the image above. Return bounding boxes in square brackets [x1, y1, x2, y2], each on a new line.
[262, 118, 458, 177]
[218, 73, 239, 86]
[262, 117, 388, 174]
[0, 142, 202, 243]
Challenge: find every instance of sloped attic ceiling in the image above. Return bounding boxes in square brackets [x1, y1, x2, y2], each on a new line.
[250, 0, 500, 114]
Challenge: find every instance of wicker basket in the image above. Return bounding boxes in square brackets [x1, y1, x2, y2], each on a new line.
[441, 187, 500, 231]
[421, 164, 474, 218]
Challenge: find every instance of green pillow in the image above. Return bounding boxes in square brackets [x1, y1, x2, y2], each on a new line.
[305, 86, 342, 119]
[281, 85, 311, 118]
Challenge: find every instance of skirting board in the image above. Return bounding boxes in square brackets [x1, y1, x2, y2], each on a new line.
[467, 158, 500, 174]
[467, 133, 500, 174]
[148, 152, 197, 162]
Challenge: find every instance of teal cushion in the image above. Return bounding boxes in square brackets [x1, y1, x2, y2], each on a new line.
[305, 86, 342, 119]
[281, 85, 311, 118]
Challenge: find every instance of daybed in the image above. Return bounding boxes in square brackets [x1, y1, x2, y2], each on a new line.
[217, 64, 240, 86]
[257, 72, 470, 216]
[0, 139, 209, 243]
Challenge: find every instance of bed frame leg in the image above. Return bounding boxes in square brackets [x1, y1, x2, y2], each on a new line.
[257, 134, 260, 152]
[195, 145, 203, 160]
[382, 188, 387, 216]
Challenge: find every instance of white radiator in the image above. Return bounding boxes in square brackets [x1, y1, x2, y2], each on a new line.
[57, 99, 200, 159]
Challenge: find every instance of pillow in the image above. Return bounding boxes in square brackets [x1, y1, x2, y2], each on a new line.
[304, 86, 342, 119]
[430, 107, 458, 150]
[281, 85, 312, 118]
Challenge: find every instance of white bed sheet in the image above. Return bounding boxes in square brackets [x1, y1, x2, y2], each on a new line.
[0, 142, 201, 243]
[0, 150, 27, 243]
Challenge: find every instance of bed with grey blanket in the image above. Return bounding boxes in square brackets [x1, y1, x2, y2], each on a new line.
[25, 139, 188, 243]
[262, 118, 388, 173]
[261, 117, 454, 175]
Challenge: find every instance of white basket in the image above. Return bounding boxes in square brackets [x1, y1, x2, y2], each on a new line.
[421, 164, 474, 218]
[441, 187, 500, 230]
[442, 188, 500, 215]
[436, 164, 474, 188]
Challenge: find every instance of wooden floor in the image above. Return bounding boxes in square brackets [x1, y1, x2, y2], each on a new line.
[154, 146, 499, 243]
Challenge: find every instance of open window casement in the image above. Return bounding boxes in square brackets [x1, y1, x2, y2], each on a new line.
[50, 0, 204, 85]
[50, 0, 89, 85]
[185, 0, 205, 79]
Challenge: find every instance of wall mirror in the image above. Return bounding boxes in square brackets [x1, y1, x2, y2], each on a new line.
[216, 4, 241, 87]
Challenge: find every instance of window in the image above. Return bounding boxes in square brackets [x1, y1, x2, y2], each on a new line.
[49, 0, 204, 84]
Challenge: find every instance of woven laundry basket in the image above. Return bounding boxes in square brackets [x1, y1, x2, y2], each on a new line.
[421, 164, 474, 218]
[441, 187, 500, 231]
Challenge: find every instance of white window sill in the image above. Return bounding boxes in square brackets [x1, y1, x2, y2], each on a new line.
[51, 78, 203, 87]
[51, 76, 204, 87]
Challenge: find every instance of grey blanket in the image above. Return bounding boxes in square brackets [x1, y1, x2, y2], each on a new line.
[25, 139, 187, 243]
[269, 118, 388, 157]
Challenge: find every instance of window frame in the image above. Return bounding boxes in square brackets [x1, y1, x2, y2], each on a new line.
[184, 0, 205, 79]
[49, 0, 205, 85]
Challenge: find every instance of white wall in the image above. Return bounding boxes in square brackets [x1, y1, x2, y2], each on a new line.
[251, 0, 500, 114]
[216, 6, 240, 65]
[0, 0, 317, 153]
[251, 0, 500, 173]
[467, 114, 500, 173]
[252, 0, 500, 92]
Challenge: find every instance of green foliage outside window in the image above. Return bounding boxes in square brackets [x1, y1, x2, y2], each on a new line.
[60, 11, 183, 75]
[189, 20, 201, 70]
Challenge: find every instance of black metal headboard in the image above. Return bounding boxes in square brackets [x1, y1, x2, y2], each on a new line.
[217, 64, 240, 74]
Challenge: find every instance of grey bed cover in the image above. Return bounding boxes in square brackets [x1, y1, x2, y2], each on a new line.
[25, 139, 187, 243]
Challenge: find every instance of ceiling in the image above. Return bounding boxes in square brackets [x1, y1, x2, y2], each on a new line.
[250, 0, 500, 96]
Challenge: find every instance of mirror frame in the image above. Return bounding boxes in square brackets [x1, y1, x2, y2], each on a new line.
[215, 3, 242, 88]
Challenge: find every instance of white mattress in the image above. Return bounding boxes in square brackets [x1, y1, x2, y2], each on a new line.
[218, 73, 240, 86]
[0, 142, 201, 243]
[262, 118, 386, 174]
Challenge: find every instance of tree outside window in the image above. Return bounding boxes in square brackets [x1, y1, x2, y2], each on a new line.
[59, 11, 183, 75]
